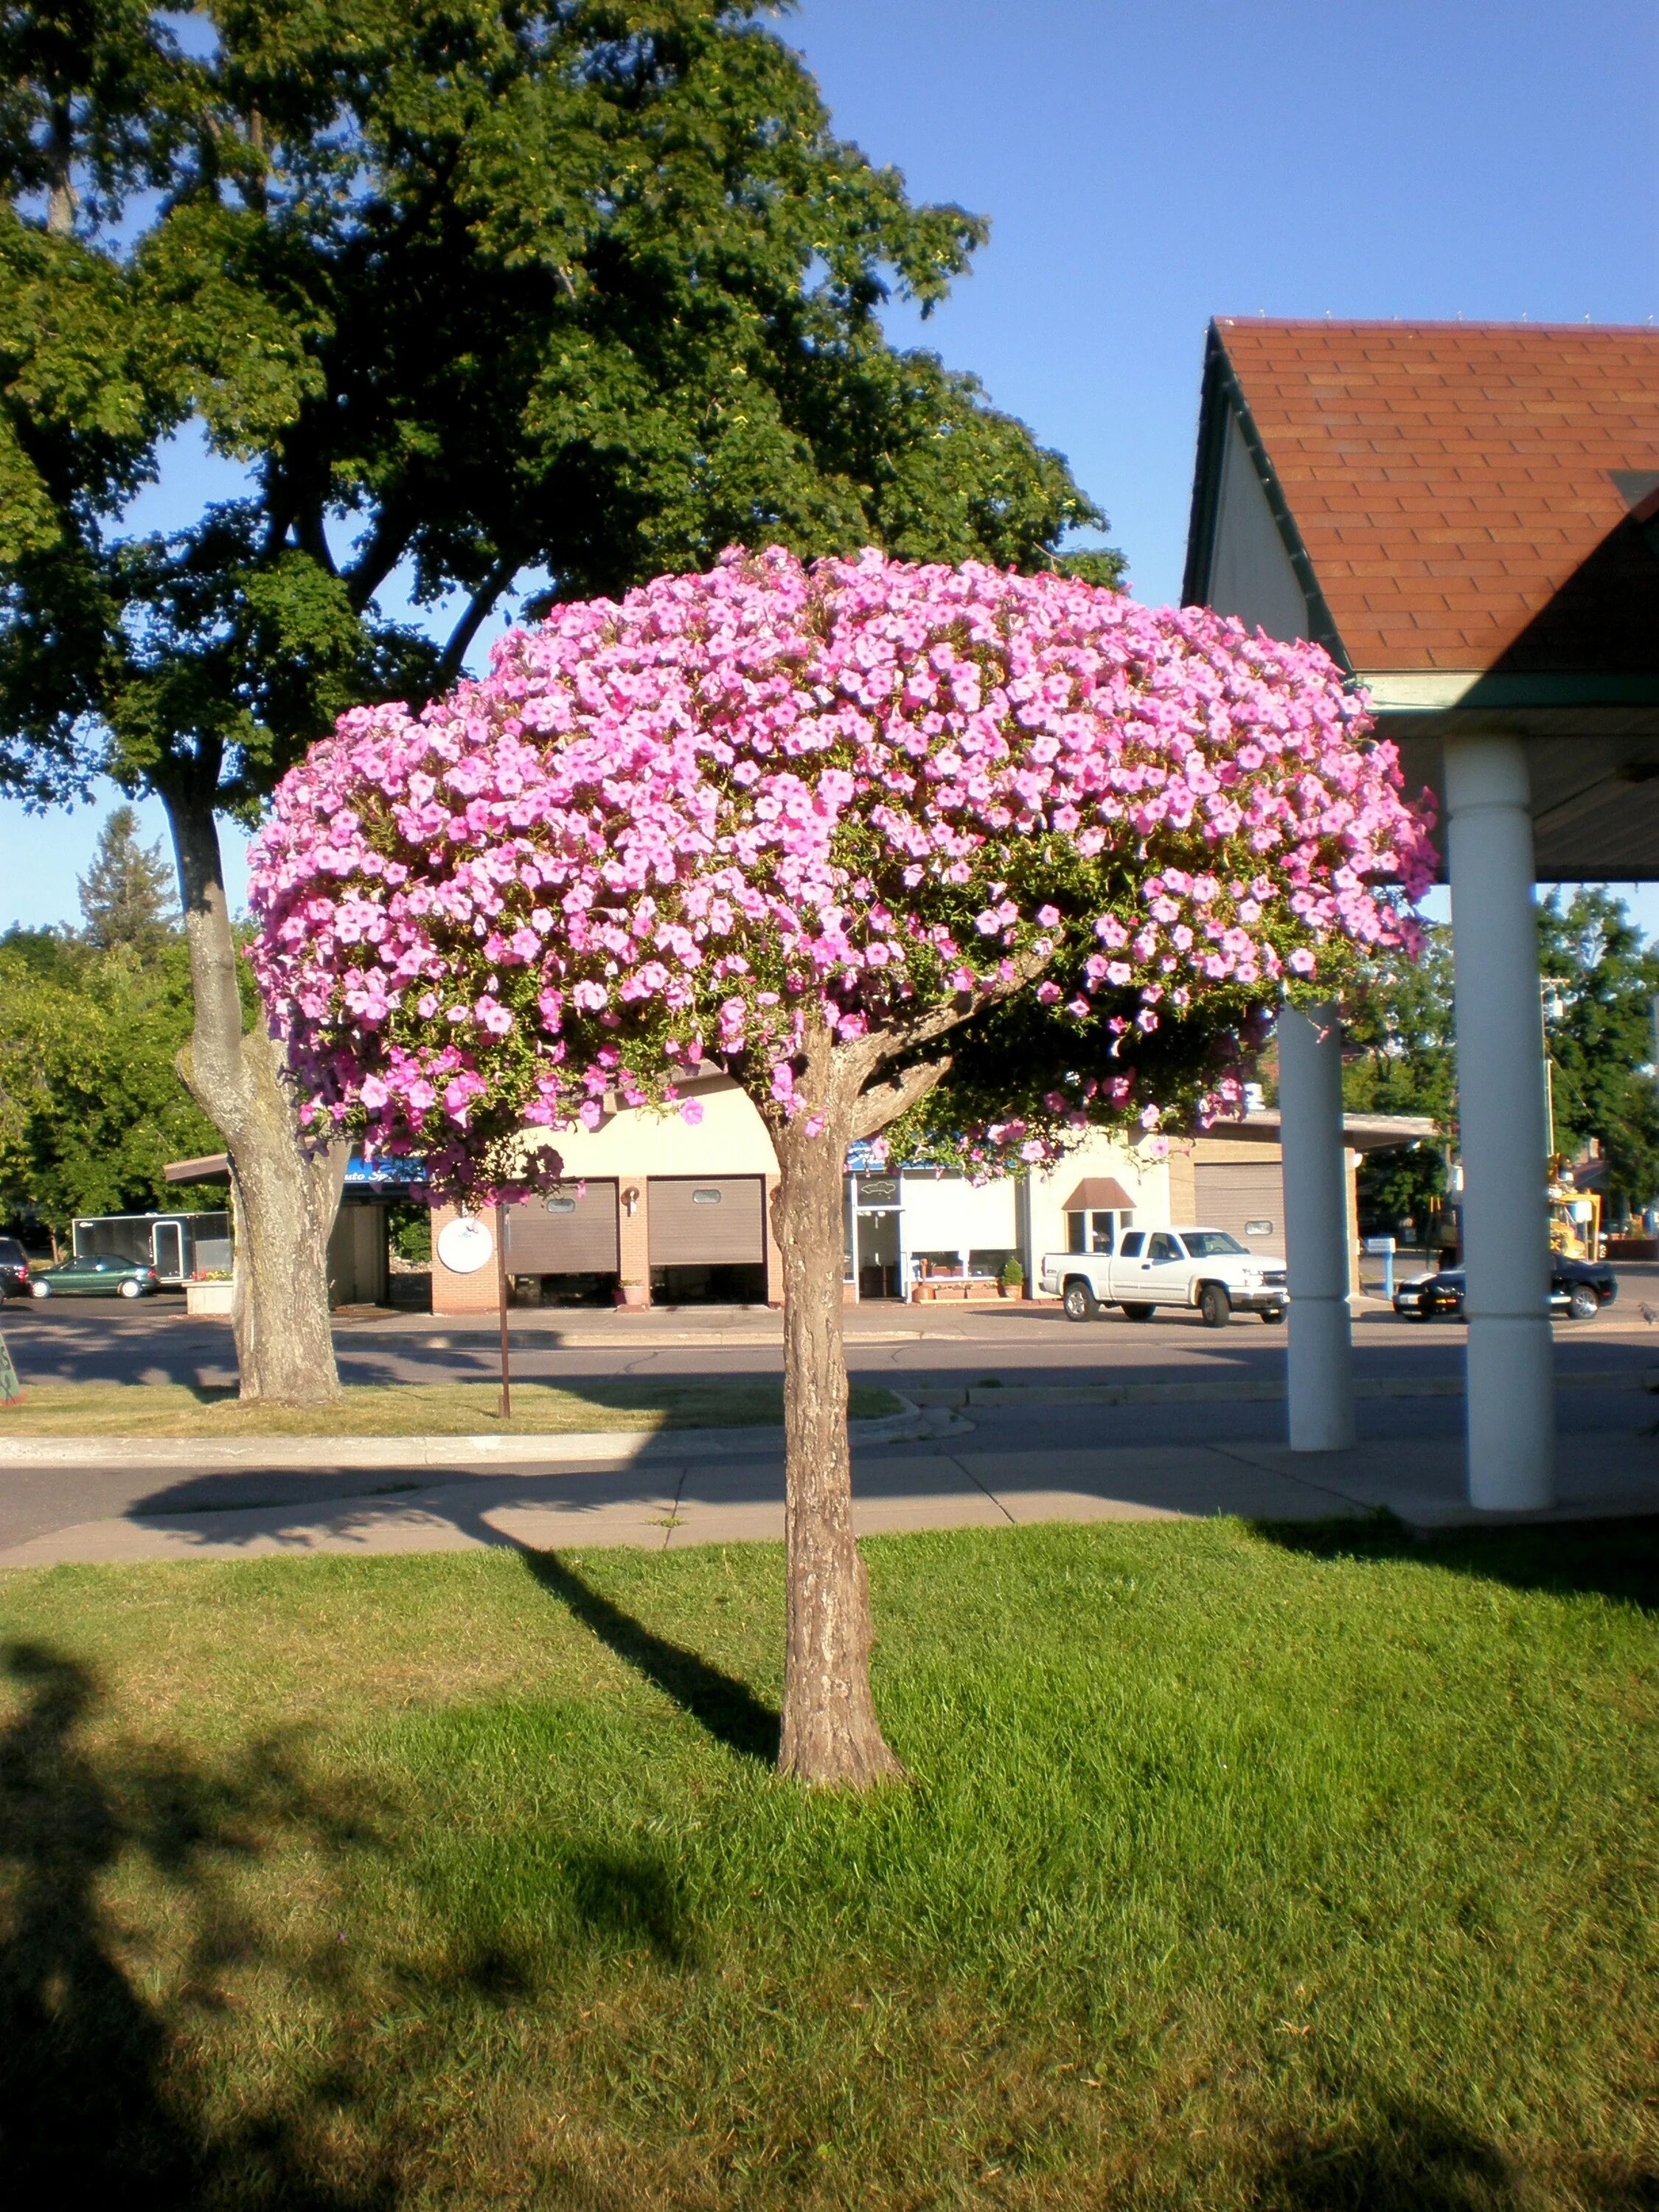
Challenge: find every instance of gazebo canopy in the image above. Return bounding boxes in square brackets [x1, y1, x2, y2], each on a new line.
[1183, 319, 1659, 877]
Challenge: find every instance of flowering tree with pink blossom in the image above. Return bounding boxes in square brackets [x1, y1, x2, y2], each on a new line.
[250, 547, 1433, 1787]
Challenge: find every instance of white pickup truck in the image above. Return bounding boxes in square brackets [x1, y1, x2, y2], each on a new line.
[1039, 1228, 1288, 1327]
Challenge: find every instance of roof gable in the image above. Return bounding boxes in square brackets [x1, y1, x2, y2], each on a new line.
[1186, 319, 1659, 677]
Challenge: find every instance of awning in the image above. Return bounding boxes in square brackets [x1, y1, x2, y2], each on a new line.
[1202, 1110, 1439, 1155]
[164, 1150, 431, 1190]
[164, 1153, 230, 1183]
[1060, 1178, 1135, 1212]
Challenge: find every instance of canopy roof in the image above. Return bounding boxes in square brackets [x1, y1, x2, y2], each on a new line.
[1184, 319, 1659, 879]
[1201, 1110, 1439, 1155]
[1060, 1178, 1136, 1212]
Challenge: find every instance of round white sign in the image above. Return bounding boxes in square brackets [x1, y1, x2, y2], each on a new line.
[437, 1216, 495, 1276]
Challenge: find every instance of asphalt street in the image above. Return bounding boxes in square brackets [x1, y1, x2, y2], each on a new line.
[3, 1276, 1658, 1557]
[9, 1273, 1659, 1395]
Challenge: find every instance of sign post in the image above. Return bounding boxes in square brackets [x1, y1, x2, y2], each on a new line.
[493, 1203, 512, 1422]
[1363, 1234, 1397, 1300]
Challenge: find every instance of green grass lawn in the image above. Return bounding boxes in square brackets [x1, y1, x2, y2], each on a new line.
[1, 1516, 1655, 2208]
[0, 1377, 900, 1436]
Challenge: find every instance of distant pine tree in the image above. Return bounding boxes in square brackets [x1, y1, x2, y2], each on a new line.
[77, 807, 177, 956]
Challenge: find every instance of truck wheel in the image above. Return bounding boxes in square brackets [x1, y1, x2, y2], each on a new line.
[1260, 1306, 1284, 1324]
[1198, 1283, 1231, 1329]
[1062, 1280, 1099, 1323]
[1119, 1302, 1155, 1322]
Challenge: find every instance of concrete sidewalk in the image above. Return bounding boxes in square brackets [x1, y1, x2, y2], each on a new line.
[3, 1428, 1655, 1568]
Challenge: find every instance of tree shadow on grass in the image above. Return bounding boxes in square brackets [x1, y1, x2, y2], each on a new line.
[521, 1551, 779, 1766]
[0, 1639, 395, 2208]
[1252, 1512, 1659, 1613]
[1250, 2098, 1659, 2210]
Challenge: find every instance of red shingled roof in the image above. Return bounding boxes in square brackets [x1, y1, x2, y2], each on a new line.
[1213, 319, 1659, 673]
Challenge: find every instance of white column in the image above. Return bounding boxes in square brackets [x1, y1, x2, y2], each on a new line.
[1444, 734, 1554, 1510]
[1279, 1003, 1357, 1450]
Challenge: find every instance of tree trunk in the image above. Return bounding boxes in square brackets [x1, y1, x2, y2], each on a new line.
[768, 1063, 905, 1790]
[46, 102, 77, 237]
[165, 790, 344, 1405]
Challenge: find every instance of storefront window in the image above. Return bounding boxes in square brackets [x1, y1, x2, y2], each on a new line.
[968, 1248, 1015, 1279]
[855, 1175, 900, 1209]
[912, 1249, 964, 1277]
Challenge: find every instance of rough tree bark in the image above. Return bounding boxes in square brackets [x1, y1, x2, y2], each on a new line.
[166, 790, 345, 1405]
[765, 1029, 908, 1790]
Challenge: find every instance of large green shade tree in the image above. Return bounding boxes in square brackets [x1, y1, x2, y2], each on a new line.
[0, 0, 1108, 1400]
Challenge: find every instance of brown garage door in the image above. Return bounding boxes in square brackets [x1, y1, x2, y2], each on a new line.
[1194, 1162, 1285, 1254]
[648, 1177, 765, 1267]
[504, 1182, 619, 1273]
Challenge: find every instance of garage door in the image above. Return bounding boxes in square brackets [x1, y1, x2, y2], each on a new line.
[648, 1177, 766, 1267]
[1194, 1162, 1285, 1254]
[504, 1182, 619, 1273]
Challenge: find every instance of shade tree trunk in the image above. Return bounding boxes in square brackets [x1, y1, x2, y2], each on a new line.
[167, 793, 345, 1406]
[759, 1025, 965, 1789]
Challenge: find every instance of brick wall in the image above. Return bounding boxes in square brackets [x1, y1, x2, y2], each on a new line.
[618, 1179, 650, 1300]
[430, 1203, 502, 1317]
[1165, 1142, 1198, 1223]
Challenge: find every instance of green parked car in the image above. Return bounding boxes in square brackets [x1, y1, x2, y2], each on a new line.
[30, 1254, 160, 1300]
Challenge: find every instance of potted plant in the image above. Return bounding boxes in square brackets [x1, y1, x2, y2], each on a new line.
[616, 1276, 649, 1310]
[185, 1268, 235, 1317]
[999, 1257, 1025, 1301]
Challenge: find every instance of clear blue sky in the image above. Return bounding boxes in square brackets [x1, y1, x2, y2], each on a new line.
[5, 0, 1657, 931]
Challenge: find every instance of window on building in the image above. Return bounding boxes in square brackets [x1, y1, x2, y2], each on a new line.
[855, 1175, 900, 1209]
[913, 1249, 965, 1276]
[1066, 1210, 1121, 1254]
[968, 1248, 1015, 1279]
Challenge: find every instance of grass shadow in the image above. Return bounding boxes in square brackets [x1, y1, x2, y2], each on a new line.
[563, 1843, 686, 1963]
[1251, 1511, 1659, 1613]
[0, 1639, 394, 2208]
[1251, 2098, 1659, 2209]
[521, 1551, 779, 1765]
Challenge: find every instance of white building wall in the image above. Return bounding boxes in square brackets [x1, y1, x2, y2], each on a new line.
[502, 1077, 1175, 1296]
[899, 1173, 1019, 1267]
[1206, 411, 1310, 644]
[517, 1077, 777, 1179]
[1026, 1135, 1170, 1264]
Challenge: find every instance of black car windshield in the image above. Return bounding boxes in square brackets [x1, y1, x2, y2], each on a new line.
[0, 1239, 21, 1263]
[1181, 1231, 1248, 1258]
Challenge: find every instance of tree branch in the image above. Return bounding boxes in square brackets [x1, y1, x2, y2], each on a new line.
[343, 506, 416, 611]
[437, 555, 518, 684]
[859, 943, 1054, 1074]
[850, 1053, 953, 1140]
[294, 503, 338, 578]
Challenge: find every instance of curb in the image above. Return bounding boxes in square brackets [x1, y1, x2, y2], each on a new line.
[908, 1369, 1659, 1410]
[0, 1397, 968, 1472]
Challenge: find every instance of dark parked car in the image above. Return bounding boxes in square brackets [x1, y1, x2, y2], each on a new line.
[29, 1253, 160, 1300]
[0, 1236, 30, 1297]
[1394, 1254, 1618, 1322]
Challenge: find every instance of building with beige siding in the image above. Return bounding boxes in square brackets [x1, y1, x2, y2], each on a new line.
[425, 1068, 1428, 1317]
